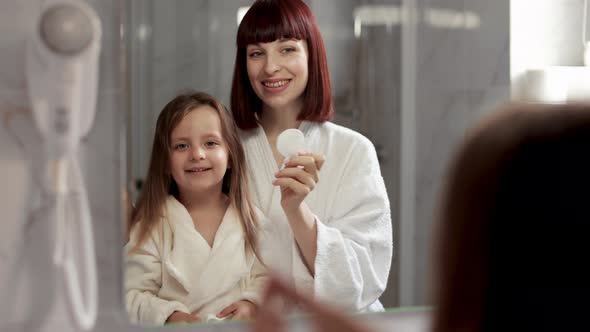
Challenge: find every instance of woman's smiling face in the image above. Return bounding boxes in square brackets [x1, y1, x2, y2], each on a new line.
[246, 38, 309, 112]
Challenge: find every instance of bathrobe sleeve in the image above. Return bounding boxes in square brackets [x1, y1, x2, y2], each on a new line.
[239, 255, 268, 305]
[125, 226, 190, 325]
[311, 135, 393, 310]
[239, 208, 269, 305]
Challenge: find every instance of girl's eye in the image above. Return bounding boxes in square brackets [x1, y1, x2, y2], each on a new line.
[175, 143, 189, 151]
[205, 141, 219, 147]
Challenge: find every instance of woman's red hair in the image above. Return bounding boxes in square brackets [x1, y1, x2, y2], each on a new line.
[230, 0, 333, 130]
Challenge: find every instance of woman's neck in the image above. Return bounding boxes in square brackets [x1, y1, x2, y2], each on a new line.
[259, 102, 302, 137]
[179, 188, 228, 213]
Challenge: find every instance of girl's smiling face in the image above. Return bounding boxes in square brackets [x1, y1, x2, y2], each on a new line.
[169, 106, 229, 196]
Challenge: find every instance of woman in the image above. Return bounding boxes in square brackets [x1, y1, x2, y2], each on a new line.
[230, 0, 392, 312]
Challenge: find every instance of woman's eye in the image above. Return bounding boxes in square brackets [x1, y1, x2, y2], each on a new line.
[282, 47, 296, 54]
[175, 143, 188, 150]
[248, 51, 263, 58]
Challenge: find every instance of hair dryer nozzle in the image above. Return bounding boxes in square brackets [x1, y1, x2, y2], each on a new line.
[40, 4, 94, 56]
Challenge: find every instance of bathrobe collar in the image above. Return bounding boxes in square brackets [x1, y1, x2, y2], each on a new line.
[163, 196, 253, 310]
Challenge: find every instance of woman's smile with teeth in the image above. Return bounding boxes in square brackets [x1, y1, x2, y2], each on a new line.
[263, 80, 290, 88]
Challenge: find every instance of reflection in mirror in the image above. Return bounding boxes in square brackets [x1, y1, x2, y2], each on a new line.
[125, 0, 404, 326]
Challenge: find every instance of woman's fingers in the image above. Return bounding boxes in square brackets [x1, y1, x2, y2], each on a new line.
[295, 152, 325, 171]
[250, 276, 293, 332]
[273, 177, 312, 195]
[276, 153, 326, 192]
[256, 276, 371, 332]
[284, 155, 320, 182]
[274, 153, 325, 210]
[275, 167, 316, 190]
[250, 301, 287, 332]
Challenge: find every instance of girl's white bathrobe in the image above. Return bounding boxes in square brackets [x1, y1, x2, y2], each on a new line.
[125, 196, 266, 325]
[239, 121, 392, 312]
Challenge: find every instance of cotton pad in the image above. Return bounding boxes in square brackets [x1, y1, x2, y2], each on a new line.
[277, 128, 305, 158]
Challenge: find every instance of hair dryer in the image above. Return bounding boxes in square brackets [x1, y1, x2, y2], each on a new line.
[23, 0, 101, 330]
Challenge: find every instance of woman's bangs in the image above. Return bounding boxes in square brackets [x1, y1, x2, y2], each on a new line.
[238, 5, 307, 46]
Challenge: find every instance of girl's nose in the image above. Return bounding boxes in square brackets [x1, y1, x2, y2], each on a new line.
[191, 147, 206, 160]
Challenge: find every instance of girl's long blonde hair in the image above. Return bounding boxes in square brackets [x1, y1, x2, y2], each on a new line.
[127, 91, 260, 257]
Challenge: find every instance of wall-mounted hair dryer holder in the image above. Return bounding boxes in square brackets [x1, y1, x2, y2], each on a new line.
[18, 0, 101, 330]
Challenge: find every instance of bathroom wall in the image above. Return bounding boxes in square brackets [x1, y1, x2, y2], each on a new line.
[412, 0, 510, 304]
[0, 0, 125, 330]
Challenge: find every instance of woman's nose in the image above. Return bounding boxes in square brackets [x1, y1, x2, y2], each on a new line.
[263, 54, 281, 75]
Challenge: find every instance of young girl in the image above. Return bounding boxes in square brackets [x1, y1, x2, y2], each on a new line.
[125, 91, 266, 325]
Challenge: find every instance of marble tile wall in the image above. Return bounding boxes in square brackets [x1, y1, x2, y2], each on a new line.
[412, 0, 510, 304]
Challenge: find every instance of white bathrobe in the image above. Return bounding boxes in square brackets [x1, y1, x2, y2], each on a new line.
[125, 196, 266, 325]
[240, 120, 392, 312]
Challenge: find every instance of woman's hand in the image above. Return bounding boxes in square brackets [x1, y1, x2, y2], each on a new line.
[217, 300, 257, 320]
[165, 311, 202, 324]
[273, 152, 325, 212]
[251, 275, 372, 332]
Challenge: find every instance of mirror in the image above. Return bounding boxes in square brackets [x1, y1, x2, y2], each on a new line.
[125, 0, 407, 326]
